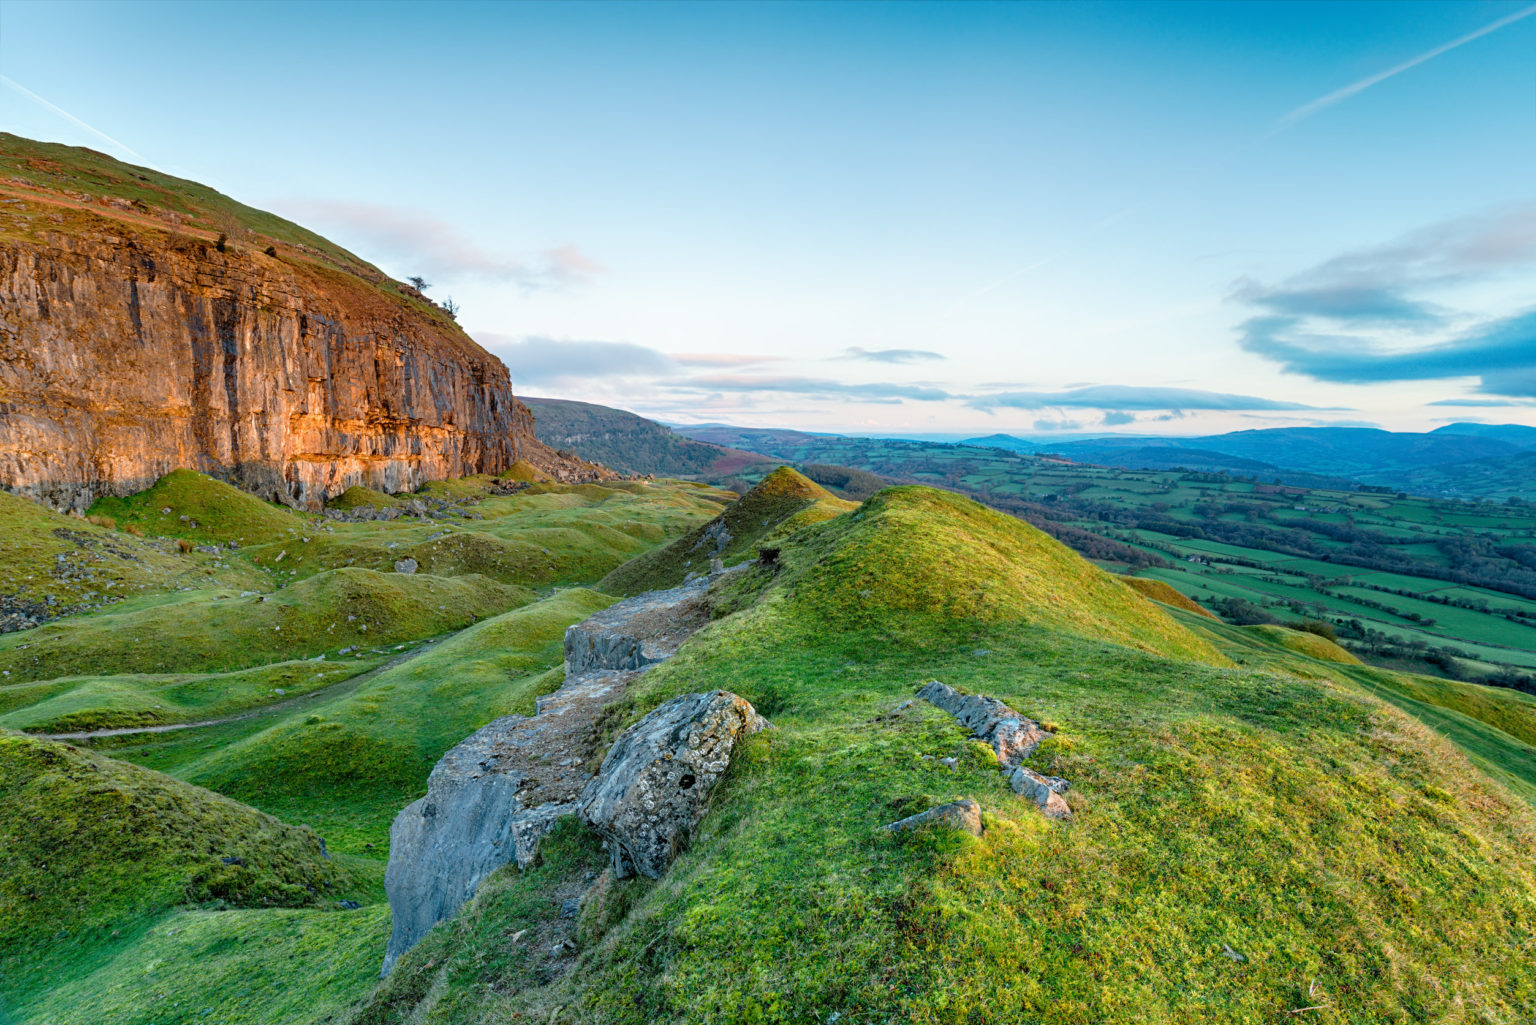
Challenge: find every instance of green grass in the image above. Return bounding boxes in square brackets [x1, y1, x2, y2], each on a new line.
[14, 905, 392, 1025]
[172, 589, 615, 853]
[0, 570, 532, 682]
[361, 494, 1536, 1022]
[0, 656, 386, 734]
[598, 467, 856, 595]
[0, 732, 362, 1008]
[328, 486, 406, 510]
[0, 487, 263, 619]
[89, 469, 309, 544]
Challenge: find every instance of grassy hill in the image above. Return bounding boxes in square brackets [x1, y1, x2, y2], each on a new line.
[357, 480, 1536, 1025]
[598, 467, 856, 595]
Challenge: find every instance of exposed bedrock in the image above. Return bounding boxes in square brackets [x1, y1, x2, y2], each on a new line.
[0, 206, 605, 510]
[917, 680, 1073, 820]
[381, 575, 730, 975]
[577, 689, 769, 880]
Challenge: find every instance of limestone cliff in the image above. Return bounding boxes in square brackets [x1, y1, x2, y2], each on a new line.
[0, 134, 599, 510]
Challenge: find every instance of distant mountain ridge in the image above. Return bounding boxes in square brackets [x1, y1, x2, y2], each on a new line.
[522, 398, 772, 478]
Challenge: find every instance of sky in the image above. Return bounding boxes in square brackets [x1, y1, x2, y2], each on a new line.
[3, 0, 1535, 438]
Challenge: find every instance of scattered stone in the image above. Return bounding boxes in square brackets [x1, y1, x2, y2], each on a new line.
[393, 557, 418, 575]
[578, 690, 769, 880]
[1008, 767, 1073, 820]
[1222, 944, 1247, 963]
[560, 898, 581, 919]
[337, 899, 362, 910]
[938, 756, 959, 770]
[884, 798, 983, 836]
[917, 681, 1048, 768]
[221, 855, 244, 866]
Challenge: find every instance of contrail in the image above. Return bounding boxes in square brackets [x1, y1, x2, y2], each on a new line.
[1272, 3, 1536, 132]
[0, 75, 147, 163]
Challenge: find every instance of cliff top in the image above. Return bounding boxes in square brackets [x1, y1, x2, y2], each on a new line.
[0, 133, 481, 360]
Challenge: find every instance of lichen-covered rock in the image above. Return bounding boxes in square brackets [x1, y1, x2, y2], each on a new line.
[1009, 767, 1073, 821]
[917, 680, 1048, 767]
[884, 798, 983, 836]
[393, 557, 418, 575]
[578, 690, 768, 880]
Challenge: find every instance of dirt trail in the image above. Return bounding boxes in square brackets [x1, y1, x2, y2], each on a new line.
[39, 634, 457, 742]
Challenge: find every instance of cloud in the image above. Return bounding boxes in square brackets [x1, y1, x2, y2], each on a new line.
[1239, 308, 1536, 396]
[1427, 397, 1536, 407]
[277, 200, 598, 289]
[1033, 418, 1084, 432]
[678, 375, 953, 403]
[837, 347, 945, 364]
[1101, 411, 1136, 426]
[1270, 4, 1536, 132]
[968, 385, 1328, 412]
[1, 75, 147, 163]
[478, 334, 674, 386]
[669, 353, 784, 368]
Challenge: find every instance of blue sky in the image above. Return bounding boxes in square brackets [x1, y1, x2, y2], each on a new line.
[3, 0, 1534, 437]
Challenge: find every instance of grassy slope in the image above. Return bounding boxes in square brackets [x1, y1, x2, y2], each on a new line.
[1120, 574, 1217, 618]
[0, 732, 361, 1010]
[176, 588, 616, 852]
[0, 570, 531, 682]
[0, 487, 263, 618]
[598, 467, 856, 595]
[360, 484, 1536, 1025]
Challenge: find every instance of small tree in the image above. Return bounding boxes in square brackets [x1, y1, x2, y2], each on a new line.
[441, 296, 460, 319]
[407, 275, 430, 291]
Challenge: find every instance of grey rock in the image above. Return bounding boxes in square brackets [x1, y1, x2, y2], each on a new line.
[337, 899, 362, 910]
[917, 680, 1049, 768]
[578, 690, 768, 880]
[1009, 767, 1073, 820]
[563, 577, 712, 674]
[884, 798, 983, 836]
[381, 710, 576, 976]
[393, 557, 418, 575]
[560, 897, 581, 919]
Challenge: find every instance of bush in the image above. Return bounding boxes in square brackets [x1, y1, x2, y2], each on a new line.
[1289, 618, 1338, 642]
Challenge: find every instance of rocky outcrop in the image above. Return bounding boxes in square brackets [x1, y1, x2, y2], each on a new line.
[0, 158, 604, 511]
[381, 574, 726, 975]
[916, 680, 1049, 767]
[917, 680, 1072, 821]
[577, 690, 768, 880]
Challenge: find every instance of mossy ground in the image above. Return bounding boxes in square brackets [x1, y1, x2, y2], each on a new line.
[0, 732, 363, 1009]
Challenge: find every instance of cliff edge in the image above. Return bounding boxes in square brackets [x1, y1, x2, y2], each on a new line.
[0, 133, 595, 510]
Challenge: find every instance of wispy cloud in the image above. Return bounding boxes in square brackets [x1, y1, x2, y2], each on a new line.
[1271, 4, 1536, 132]
[1427, 397, 1536, 408]
[478, 335, 674, 386]
[277, 200, 599, 289]
[1101, 411, 1136, 426]
[837, 346, 945, 364]
[669, 353, 784, 368]
[969, 385, 1328, 412]
[1, 75, 146, 162]
[678, 375, 953, 404]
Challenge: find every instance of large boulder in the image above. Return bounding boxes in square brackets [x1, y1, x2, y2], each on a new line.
[884, 798, 983, 836]
[578, 690, 769, 879]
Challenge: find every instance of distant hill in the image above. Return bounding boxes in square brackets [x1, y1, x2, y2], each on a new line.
[522, 398, 772, 478]
[1431, 422, 1536, 448]
[963, 433, 1037, 453]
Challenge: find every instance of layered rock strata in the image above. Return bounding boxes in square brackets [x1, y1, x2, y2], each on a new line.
[0, 176, 602, 510]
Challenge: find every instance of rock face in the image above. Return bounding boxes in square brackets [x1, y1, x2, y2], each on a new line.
[381, 574, 725, 975]
[0, 150, 602, 511]
[577, 690, 768, 880]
